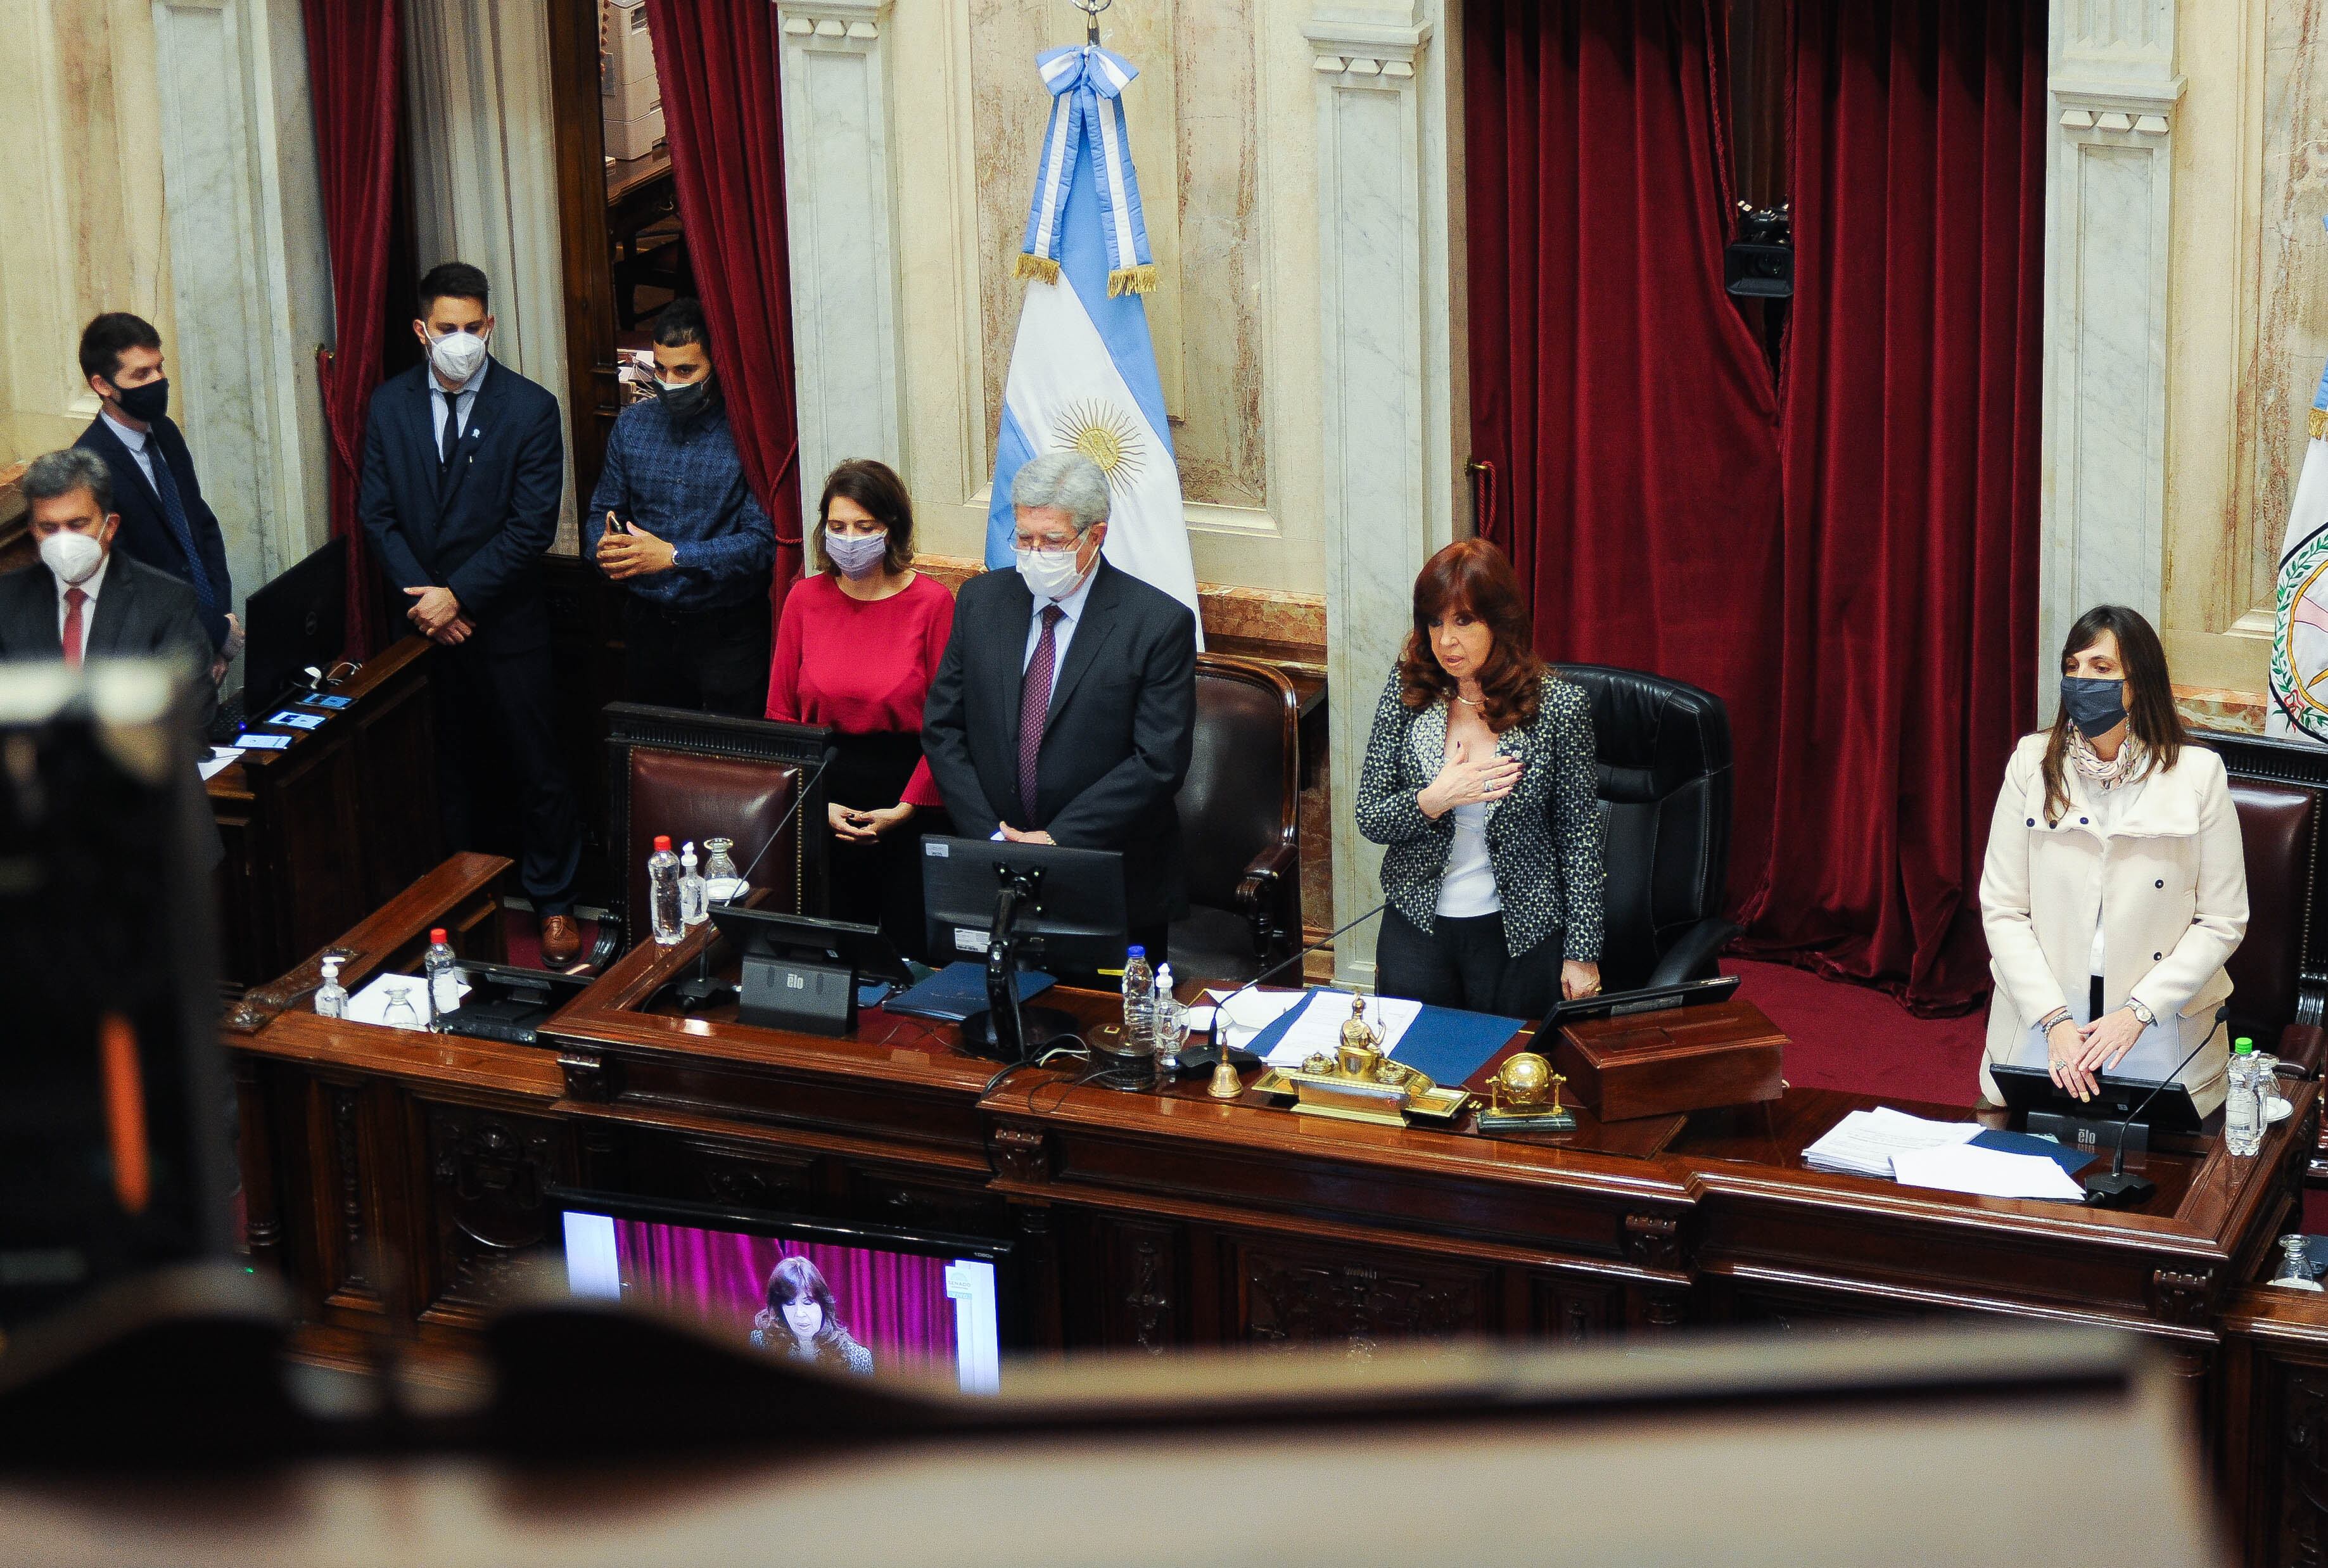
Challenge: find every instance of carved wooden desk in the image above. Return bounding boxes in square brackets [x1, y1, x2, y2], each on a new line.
[222, 881, 2319, 1560]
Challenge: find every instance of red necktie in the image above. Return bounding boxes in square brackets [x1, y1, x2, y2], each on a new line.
[1018, 605, 1064, 823]
[61, 586, 87, 668]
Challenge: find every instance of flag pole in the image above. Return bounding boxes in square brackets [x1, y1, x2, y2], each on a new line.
[1072, 0, 1110, 46]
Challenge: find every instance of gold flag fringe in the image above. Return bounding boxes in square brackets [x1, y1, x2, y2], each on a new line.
[2312, 405, 2328, 442]
[1014, 253, 1061, 284]
[1107, 264, 1159, 297]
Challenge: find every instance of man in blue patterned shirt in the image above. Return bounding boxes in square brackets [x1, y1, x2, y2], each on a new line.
[586, 298, 775, 716]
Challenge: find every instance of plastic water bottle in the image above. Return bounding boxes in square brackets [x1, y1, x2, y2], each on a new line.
[2225, 1036, 2264, 1157]
[424, 927, 461, 1031]
[1151, 962, 1181, 1072]
[679, 841, 708, 927]
[1121, 945, 1155, 1054]
[649, 835, 683, 945]
[313, 955, 348, 1019]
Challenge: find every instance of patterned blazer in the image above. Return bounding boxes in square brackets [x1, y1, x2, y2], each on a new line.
[1354, 668, 1606, 960]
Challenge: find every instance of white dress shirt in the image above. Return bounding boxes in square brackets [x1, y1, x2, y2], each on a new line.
[2082, 772, 2147, 978]
[54, 549, 112, 642]
[100, 410, 159, 493]
[1020, 561, 1097, 687]
[429, 356, 488, 450]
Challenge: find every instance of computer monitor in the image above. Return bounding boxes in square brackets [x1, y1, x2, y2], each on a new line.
[1546, 973, 1741, 1025]
[708, 905, 912, 1036]
[921, 837, 1125, 1061]
[241, 534, 348, 713]
[1988, 1064, 2206, 1141]
[551, 1189, 1010, 1394]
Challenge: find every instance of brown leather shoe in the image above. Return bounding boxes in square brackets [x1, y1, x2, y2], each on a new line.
[539, 915, 583, 967]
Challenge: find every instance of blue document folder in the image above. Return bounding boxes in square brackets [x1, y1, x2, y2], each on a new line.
[882, 961, 1055, 1023]
[1239, 990, 1526, 1087]
[1969, 1127, 2097, 1176]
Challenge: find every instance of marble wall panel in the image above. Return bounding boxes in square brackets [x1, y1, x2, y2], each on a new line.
[2246, 0, 2328, 610]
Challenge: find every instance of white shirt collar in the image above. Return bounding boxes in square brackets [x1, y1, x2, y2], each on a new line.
[100, 409, 148, 451]
[55, 548, 111, 608]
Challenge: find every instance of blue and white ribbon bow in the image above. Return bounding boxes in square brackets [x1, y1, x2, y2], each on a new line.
[1018, 44, 1155, 296]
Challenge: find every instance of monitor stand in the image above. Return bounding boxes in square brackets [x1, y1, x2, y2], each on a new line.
[957, 886, 1080, 1063]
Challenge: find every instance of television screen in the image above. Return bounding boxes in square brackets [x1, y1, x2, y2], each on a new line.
[558, 1201, 1004, 1394]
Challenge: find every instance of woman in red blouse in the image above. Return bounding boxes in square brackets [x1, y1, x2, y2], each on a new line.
[766, 460, 956, 955]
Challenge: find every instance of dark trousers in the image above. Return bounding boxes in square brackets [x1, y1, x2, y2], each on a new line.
[1374, 906, 1560, 1020]
[622, 593, 771, 718]
[433, 639, 582, 915]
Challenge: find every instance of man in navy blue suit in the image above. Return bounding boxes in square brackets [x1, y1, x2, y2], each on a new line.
[360, 262, 584, 966]
[75, 313, 238, 682]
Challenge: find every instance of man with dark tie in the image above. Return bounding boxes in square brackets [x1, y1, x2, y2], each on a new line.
[0, 449, 222, 869]
[358, 261, 584, 966]
[921, 450, 1197, 964]
[75, 313, 239, 682]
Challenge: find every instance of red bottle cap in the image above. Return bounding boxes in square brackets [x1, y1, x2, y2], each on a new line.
[429, 927, 448, 945]
[654, 835, 673, 852]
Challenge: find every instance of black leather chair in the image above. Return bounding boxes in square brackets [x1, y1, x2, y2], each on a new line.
[1552, 665, 1738, 991]
[1167, 654, 1302, 983]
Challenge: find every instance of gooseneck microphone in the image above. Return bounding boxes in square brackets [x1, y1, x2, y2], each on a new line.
[1199, 903, 1387, 1062]
[2081, 1006, 2230, 1208]
[728, 744, 842, 896]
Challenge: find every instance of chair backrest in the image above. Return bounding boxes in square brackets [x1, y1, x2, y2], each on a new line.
[1551, 665, 1734, 992]
[603, 704, 832, 949]
[1174, 654, 1301, 912]
[2226, 775, 2319, 1043]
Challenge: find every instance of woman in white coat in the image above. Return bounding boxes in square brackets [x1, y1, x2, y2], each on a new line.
[1979, 606, 2248, 1112]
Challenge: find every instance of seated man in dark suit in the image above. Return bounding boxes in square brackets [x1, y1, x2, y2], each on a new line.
[0, 449, 222, 865]
[359, 261, 584, 966]
[921, 450, 1197, 962]
[75, 312, 238, 682]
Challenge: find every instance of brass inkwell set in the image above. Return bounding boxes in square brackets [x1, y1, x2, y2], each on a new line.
[1250, 995, 1472, 1128]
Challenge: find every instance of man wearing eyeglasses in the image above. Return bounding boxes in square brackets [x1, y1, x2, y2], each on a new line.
[921, 450, 1196, 964]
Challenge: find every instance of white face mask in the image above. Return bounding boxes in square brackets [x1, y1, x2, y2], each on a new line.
[824, 526, 888, 580]
[1015, 536, 1090, 602]
[39, 528, 103, 585]
[425, 328, 489, 386]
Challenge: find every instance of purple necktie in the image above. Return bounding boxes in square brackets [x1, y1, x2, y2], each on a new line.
[1018, 605, 1064, 824]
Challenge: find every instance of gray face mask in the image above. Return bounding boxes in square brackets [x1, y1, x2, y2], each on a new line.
[824, 526, 889, 579]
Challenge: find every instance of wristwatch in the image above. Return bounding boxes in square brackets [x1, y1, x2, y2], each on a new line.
[2126, 997, 2156, 1028]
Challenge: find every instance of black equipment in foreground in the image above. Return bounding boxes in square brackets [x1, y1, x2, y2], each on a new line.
[0, 661, 232, 1332]
[1548, 972, 1741, 1024]
[231, 535, 348, 730]
[438, 961, 595, 1045]
[922, 838, 1125, 1062]
[709, 907, 912, 1036]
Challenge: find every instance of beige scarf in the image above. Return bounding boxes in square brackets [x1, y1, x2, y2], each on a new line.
[2068, 728, 2148, 793]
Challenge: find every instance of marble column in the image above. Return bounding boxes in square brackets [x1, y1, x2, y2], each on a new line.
[779, 0, 906, 517]
[2040, 0, 2182, 686]
[1304, 1, 1463, 986]
[402, 0, 577, 547]
[150, 0, 336, 608]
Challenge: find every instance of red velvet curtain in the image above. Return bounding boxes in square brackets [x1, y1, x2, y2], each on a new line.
[301, 0, 400, 658]
[614, 1220, 957, 1375]
[1466, 0, 1788, 915]
[1735, 0, 2045, 1010]
[1465, 0, 2043, 1014]
[643, 0, 805, 618]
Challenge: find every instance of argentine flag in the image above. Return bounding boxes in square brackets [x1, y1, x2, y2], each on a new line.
[988, 44, 1202, 644]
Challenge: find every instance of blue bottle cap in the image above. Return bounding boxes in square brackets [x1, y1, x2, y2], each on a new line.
[1127, 945, 1146, 957]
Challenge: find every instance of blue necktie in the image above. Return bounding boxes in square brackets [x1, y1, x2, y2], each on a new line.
[146, 444, 215, 612]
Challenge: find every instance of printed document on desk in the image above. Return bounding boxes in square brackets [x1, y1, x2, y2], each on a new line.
[1890, 1143, 2087, 1201]
[1802, 1107, 1982, 1178]
[1256, 991, 1423, 1068]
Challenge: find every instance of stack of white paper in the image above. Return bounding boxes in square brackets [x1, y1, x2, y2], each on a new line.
[198, 748, 244, 781]
[1890, 1144, 2086, 1201]
[1801, 1107, 1981, 1178]
[1258, 992, 1423, 1068]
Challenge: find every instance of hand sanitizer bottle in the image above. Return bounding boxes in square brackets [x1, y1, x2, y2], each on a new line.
[679, 841, 708, 927]
[313, 955, 348, 1019]
[649, 836, 684, 945]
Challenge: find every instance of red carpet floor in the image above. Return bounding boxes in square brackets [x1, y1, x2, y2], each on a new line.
[1721, 959, 1988, 1108]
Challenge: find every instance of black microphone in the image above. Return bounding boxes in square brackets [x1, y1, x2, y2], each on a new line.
[727, 744, 840, 896]
[668, 744, 837, 1007]
[1196, 903, 1387, 1064]
[2082, 1005, 2230, 1208]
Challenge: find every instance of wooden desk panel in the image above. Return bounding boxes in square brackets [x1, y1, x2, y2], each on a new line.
[220, 879, 2326, 1560]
